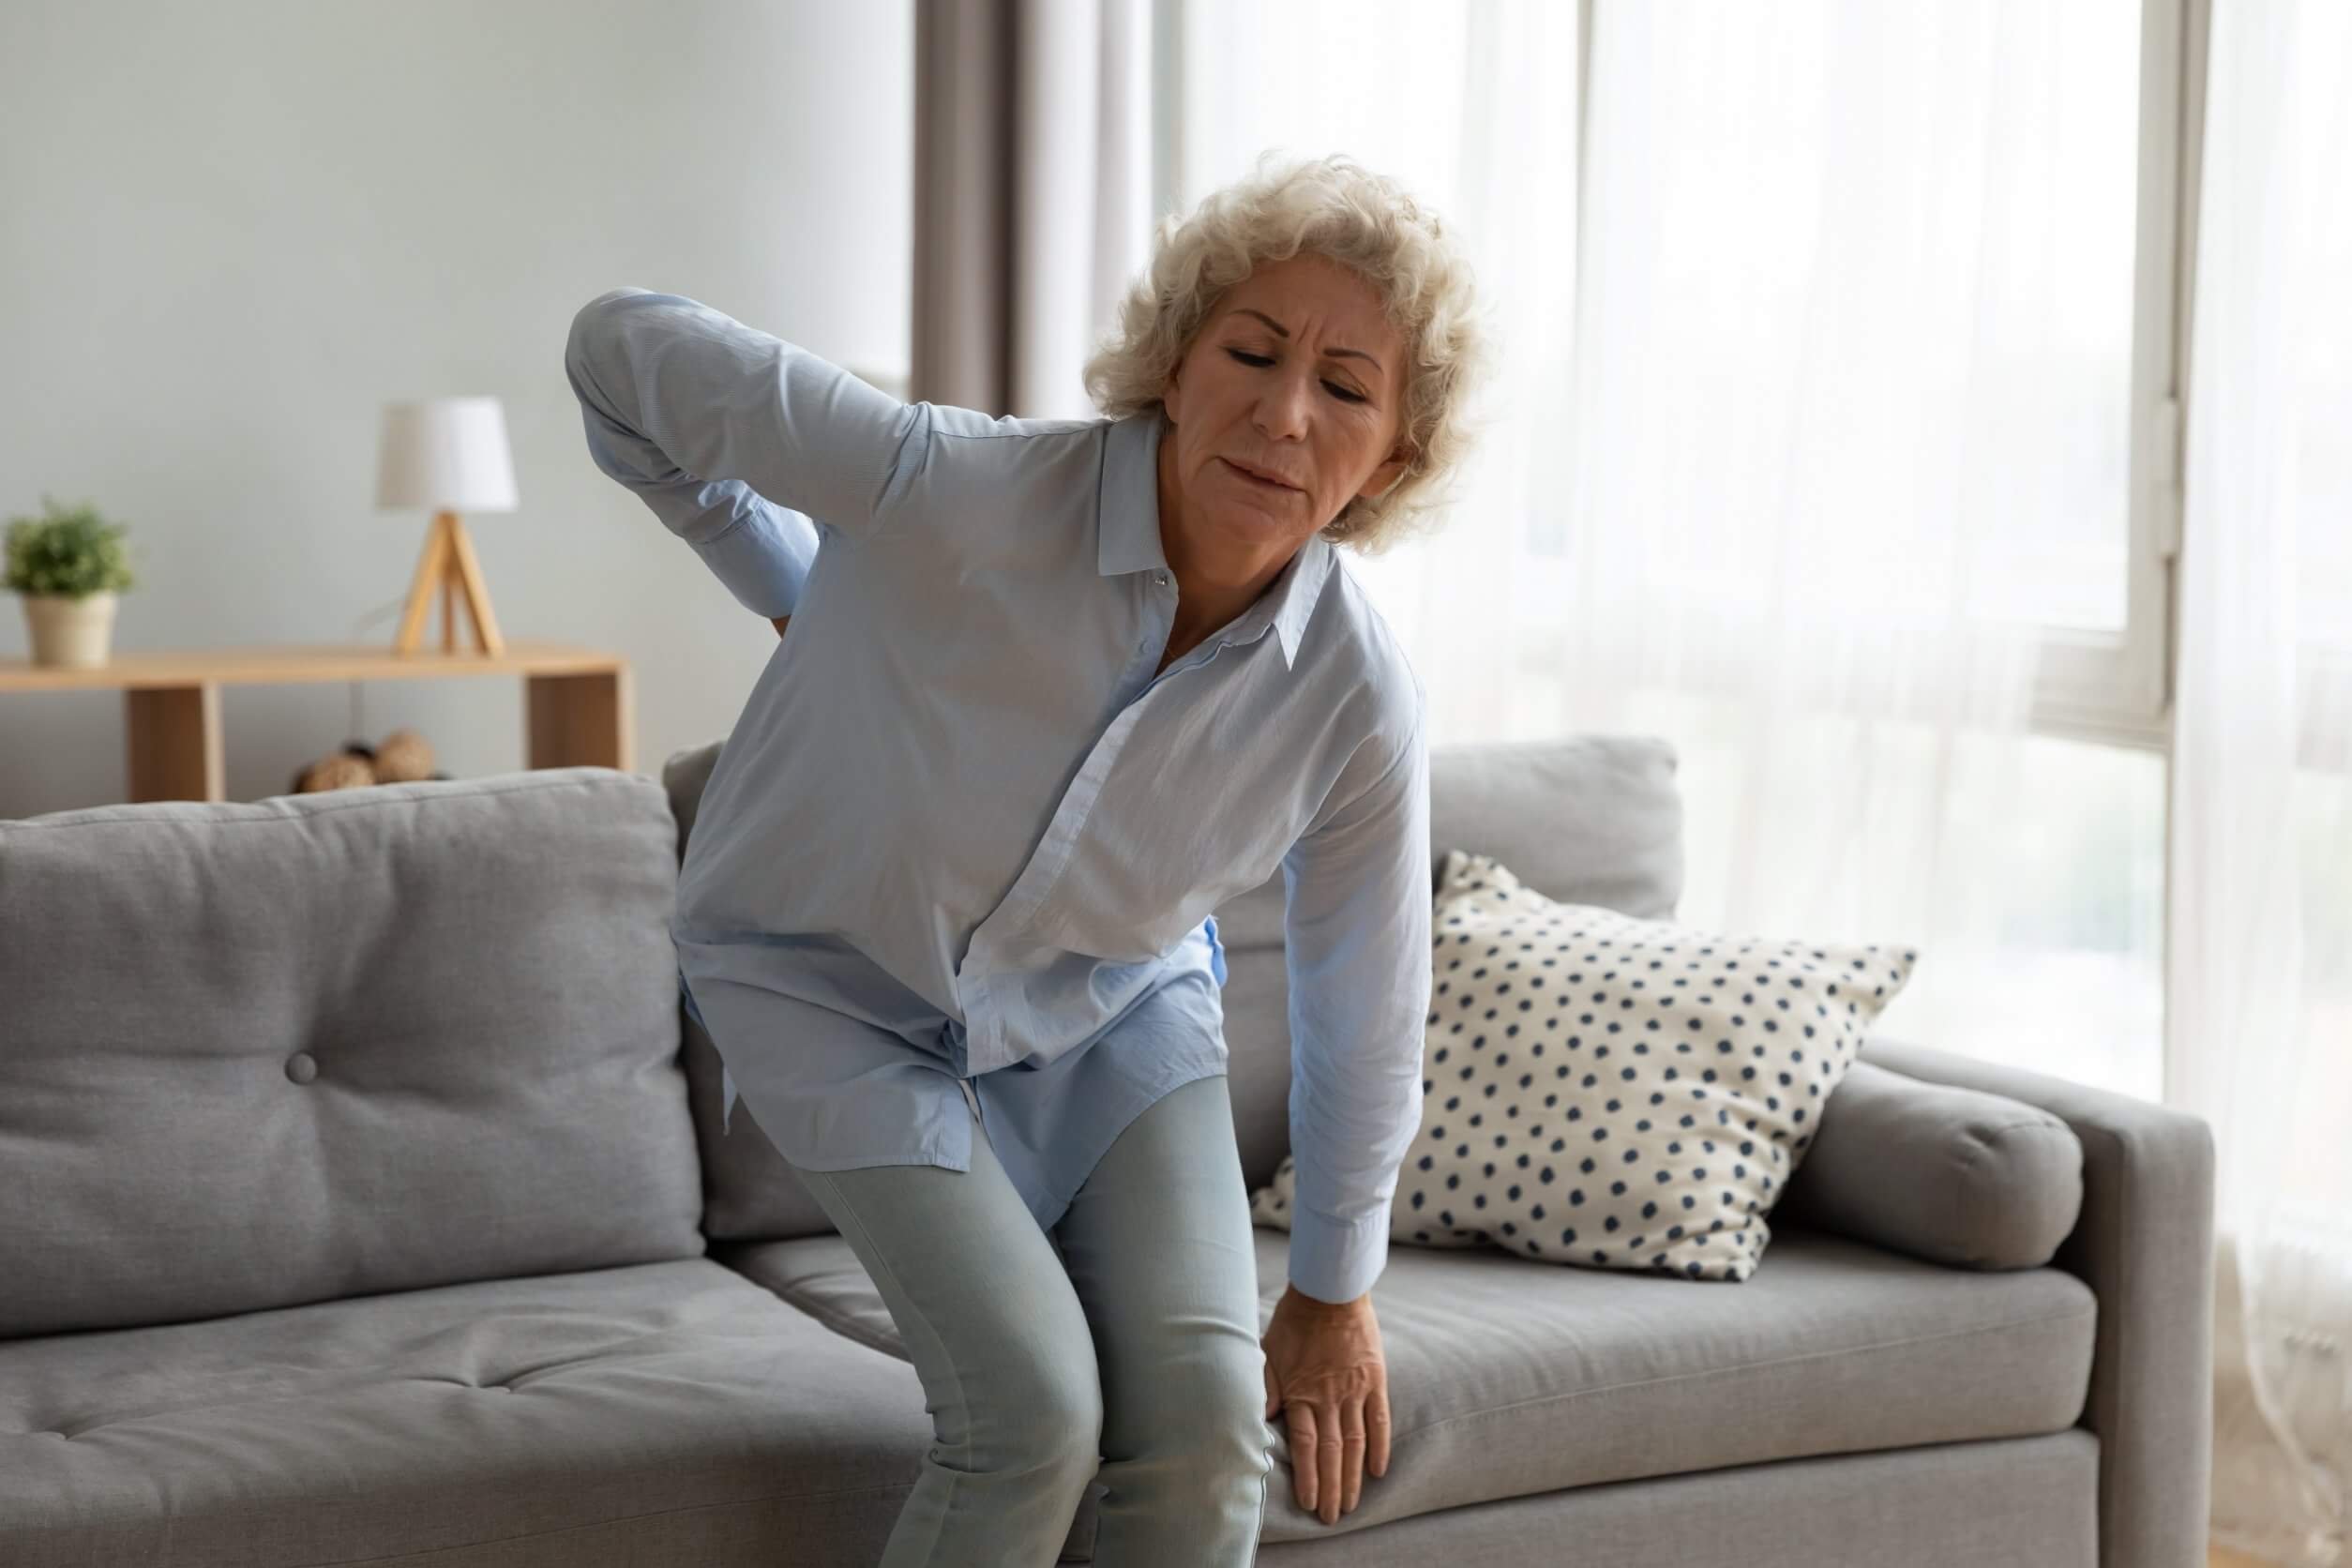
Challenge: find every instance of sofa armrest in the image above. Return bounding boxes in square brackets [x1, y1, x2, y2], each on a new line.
[1855, 1034, 2216, 1568]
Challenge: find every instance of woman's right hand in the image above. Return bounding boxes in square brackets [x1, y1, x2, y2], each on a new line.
[770, 615, 792, 640]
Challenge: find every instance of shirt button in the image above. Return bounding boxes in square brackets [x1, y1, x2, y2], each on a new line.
[1154, 573, 1168, 586]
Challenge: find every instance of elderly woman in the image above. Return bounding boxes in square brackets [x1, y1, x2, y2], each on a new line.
[565, 152, 1488, 1564]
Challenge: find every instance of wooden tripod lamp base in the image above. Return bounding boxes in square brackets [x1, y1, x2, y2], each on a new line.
[395, 509, 505, 656]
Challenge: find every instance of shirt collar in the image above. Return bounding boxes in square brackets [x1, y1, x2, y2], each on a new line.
[1097, 406, 1334, 670]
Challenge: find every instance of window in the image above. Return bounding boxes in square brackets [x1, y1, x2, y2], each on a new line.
[1157, 0, 2203, 1099]
[1567, 0, 2186, 753]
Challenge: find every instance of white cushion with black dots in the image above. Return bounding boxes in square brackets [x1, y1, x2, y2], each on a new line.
[1249, 849, 1920, 1282]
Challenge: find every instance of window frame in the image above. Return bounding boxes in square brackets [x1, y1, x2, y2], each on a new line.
[2024, 0, 2206, 756]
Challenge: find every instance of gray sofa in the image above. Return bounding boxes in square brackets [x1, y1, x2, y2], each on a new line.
[0, 735, 2214, 1567]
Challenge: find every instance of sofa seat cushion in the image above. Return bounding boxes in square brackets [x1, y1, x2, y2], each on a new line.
[720, 1220, 2096, 1539]
[0, 1259, 992, 1567]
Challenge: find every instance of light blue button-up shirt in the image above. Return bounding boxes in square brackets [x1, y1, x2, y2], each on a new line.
[565, 287, 1431, 1304]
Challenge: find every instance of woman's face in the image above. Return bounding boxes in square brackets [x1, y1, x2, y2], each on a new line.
[1159, 251, 1411, 582]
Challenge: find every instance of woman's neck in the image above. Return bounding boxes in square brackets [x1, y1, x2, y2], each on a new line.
[1154, 423, 1301, 652]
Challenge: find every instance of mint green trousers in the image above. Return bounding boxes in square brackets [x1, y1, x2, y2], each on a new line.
[787, 1072, 1274, 1566]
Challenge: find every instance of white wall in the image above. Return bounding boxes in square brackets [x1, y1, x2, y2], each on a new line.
[0, 0, 912, 814]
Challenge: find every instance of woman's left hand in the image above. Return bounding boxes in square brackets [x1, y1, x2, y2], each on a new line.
[1261, 1284, 1392, 1525]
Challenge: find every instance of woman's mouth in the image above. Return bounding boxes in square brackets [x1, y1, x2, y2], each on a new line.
[1224, 458, 1296, 492]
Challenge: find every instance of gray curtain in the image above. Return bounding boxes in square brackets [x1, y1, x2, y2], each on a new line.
[912, 0, 1153, 419]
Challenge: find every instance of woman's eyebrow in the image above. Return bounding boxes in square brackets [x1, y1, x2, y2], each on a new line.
[1231, 308, 1382, 373]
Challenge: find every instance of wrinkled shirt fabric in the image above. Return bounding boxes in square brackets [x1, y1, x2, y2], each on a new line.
[564, 286, 1430, 1304]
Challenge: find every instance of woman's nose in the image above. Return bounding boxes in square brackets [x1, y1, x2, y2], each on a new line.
[1253, 371, 1312, 440]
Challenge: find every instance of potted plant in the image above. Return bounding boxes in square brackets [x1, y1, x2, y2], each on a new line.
[6, 494, 138, 669]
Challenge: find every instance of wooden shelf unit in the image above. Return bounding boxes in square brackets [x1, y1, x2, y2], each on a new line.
[0, 641, 632, 804]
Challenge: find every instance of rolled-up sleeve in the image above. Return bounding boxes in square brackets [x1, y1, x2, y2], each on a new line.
[563, 286, 933, 618]
[1278, 701, 1432, 1305]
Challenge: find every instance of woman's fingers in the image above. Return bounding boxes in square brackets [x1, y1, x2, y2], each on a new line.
[1339, 1396, 1366, 1514]
[1368, 1371, 1392, 1477]
[1282, 1399, 1351, 1523]
[1285, 1401, 1319, 1515]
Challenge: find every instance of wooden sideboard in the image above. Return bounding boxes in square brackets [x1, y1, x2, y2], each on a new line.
[0, 641, 631, 804]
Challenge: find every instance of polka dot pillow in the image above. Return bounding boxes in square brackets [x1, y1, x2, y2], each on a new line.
[1249, 849, 1920, 1282]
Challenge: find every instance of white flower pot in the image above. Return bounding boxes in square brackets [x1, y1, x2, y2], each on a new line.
[22, 590, 119, 669]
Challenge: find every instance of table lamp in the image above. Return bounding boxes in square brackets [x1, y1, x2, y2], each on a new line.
[375, 397, 519, 656]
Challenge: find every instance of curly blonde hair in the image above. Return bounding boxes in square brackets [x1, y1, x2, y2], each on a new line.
[1082, 151, 1497, 556]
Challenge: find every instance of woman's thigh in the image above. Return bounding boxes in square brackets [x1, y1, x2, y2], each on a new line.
[1051, 1073, 1270, 1462]
[788, 1111, 1106, 1467]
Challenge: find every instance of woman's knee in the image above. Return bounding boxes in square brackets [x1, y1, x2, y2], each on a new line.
[1195, 1351, 1274, 1464]
[1112, 1333, 1269, 1474]
[921, 1270, 1106, 1467]
[970, 1340, 1105, 1478]
[907, 1338, 1108, 1515]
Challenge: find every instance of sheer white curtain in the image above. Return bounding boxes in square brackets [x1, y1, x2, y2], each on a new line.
[1542, 0, 2139, 1105]
[1173, 1, 1579, 756]
[1173, 0, 2351, 1557]
[1175, 0, 2160, 1093]
[2179, 1, 2352, 1559]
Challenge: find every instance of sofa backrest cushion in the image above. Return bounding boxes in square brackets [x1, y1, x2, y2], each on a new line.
[0, 768, 708, 1339]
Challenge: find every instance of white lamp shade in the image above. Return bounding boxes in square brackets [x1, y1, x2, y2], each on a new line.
[376, 397, 520, 512]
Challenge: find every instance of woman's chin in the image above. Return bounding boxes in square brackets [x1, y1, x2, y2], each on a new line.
[1211, 505, 1299, 549]
[1218, 478, 1304, 522]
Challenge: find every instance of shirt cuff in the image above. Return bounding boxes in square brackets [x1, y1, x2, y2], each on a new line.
[691, 505, 817, 619]
[1288, 1201, 1391, 1305]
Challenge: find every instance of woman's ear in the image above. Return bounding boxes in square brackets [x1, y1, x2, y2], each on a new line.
[1359, 438, 1414, 501]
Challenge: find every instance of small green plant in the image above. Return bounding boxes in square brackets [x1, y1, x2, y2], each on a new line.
[5, 494, 138, 598]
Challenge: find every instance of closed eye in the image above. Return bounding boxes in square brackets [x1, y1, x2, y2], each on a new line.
[1226, 348, 1368, 404]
